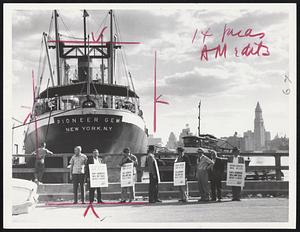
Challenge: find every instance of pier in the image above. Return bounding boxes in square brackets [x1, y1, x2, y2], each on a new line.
[12, 152, 289, 202]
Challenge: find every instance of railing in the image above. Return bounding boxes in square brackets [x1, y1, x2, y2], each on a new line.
[12, 152, 289, 183]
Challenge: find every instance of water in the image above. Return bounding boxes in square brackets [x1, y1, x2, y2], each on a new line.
[249, 156, 289, 181]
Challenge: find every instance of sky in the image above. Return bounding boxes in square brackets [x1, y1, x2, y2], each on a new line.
[10, 4, 292, 148]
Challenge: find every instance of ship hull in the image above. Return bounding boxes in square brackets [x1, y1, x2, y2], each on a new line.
[24, 108, 148, 154]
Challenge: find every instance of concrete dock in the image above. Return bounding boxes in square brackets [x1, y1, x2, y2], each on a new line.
[11, 197, 288, 228]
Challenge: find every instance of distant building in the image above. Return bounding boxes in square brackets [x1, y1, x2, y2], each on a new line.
[147, 134, 163, 147]
[242, 102, 271, 151]
[270, 135, 289, 151]
[177, 124, 193, 146]
[226, 132, 243, 150]
[243, 130, 255, 151]
[166, 132, 178, 149]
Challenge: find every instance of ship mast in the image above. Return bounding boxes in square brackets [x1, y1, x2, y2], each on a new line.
[83, 10, 90, 96]
[109, 9, 114, 85]
[198, 100, 201, 136]
[54, 10, 60, 86]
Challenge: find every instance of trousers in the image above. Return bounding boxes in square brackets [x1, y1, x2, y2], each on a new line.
[178, 178, 189, 201]
[211, 176, 222, 200]
[197, 169, 210, 200]
[121, 186, 135, 201]
[72, 174, 85, 203]
[149, 173, 159, 202]
[89, 186, 102, 203]
[232, 186, 242, 200]
[34, 160, 45, 182]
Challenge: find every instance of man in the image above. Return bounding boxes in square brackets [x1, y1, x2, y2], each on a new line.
[228, 147, 245, 201]
[174, 147, 191, 202]
[70, 146, 87, 204]
[145, 145, 162, 203]
[196, 148, 214, 202]
[119, 147, 138, 203]
[208, 150, 226, 202]
[31, 142, 53, 183]
[85, 149, 104, 204]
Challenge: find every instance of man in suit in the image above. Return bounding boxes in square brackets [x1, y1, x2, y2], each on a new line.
[174, 147, 191, 202]
[208, 150, 226, 202]
[227, 147, 245, 201]
[196, 148, 214, 202]
[119, 147, 138, 203]
[145, 145, 162, 203]
[85, 149, 104, 204]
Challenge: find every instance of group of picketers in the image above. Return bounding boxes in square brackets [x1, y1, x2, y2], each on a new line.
[67, 145, 245, 204]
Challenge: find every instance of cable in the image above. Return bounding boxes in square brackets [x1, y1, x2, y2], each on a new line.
[12, 106, 82, 130]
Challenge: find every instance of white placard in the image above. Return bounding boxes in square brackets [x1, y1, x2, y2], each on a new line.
[89, 164, 108, 188]
[226, 163, 245, 187]
[120, 163, 134, 187]
[173, 162, 186, 186]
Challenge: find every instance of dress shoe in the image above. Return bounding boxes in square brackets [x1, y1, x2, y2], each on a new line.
[81, 201, 85, 204]
[156, 199, 162, 203]
[119, 200, 126, 203]
[232, 198, 241, 201]
[217, 198, 221, 202]
[73, 201, 78, 204]
[97, 200, 104, 203]
[211, 198, 216, 201]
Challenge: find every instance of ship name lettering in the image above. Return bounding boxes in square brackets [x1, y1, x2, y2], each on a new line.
[80, 117, 84, 123]
[72, 118, 77, 123]
[65, 127, 79, 132]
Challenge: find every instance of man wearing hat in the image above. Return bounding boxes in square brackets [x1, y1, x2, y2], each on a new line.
[208, 150, 227, 202]
[196, 148, 214, 202]
[85, 149, 104, 203]
[145, 145, 162, 203]
[228, 147, 245, 201]
[175, 147, 191, 202]
[119, 147, 138, 203]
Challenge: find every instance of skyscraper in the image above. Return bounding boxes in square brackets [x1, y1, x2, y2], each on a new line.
[254, 102, 265, 150]
[242, 102, 271, 151]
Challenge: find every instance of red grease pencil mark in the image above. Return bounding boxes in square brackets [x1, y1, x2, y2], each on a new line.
[48, 40, 141, 45]
[84, 203, 100, 218]
[153, 51, 169, 133]
[193, 24, 269, 61]
[32, 70, 39, 159]
[192, 29, 198, 44]
[91, 26, 107, 43]
[44, 201, 147, 206]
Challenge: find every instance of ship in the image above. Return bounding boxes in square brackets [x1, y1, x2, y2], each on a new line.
[23, 9, 148, 156]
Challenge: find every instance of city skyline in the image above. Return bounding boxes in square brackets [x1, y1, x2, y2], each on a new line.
[10, 6, 290, 151]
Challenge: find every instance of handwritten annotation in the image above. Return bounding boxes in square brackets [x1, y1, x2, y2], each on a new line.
[192, 24, 270, 61]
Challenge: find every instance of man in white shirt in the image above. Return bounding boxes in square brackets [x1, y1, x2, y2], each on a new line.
[86, 149, 104, 203]
[70, 146, 87, 204]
